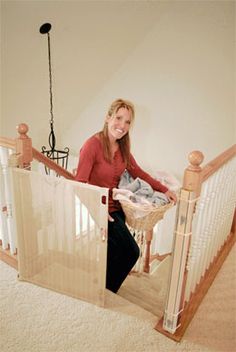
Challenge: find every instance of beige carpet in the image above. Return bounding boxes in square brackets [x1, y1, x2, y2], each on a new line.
[0, 245, 235, 352]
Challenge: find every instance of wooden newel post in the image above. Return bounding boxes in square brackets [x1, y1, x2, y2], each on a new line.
[177, 151, 204, 314]
[183, 150, 204, 195]
[156, 150, 205, 336]
[15, 123, 33, 169]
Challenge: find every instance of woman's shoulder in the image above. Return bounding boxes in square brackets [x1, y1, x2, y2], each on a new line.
[83, 133, 101, 146]
[80, 133, 102, 152]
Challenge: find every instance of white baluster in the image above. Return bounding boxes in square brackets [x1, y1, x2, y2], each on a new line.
[184, 156, 236, 304]
[0, 147, 16, 254]
[0, 148, 9, 248]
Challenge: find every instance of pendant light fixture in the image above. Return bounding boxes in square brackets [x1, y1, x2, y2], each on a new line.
[39, 22, 69, 174]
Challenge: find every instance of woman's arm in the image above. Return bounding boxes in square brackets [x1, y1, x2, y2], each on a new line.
[74, 137, 97, 183]
[127, 154, 177, 203]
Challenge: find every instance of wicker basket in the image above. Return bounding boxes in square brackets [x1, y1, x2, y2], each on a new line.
[120, 200, 173, 231]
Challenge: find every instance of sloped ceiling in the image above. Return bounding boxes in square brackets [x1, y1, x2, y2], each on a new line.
[2, 0, 164, 133]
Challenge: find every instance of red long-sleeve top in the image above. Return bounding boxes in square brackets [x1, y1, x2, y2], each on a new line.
[75, 135, 168, 213]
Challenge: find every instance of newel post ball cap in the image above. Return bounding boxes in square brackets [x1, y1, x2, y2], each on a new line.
[17, 123, 29, 138]
[188, 150, 204, 170]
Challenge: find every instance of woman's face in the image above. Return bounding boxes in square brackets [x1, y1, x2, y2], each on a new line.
[106, 107, 132, 142]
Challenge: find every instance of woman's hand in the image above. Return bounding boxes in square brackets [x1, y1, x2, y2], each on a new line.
[165, 190, 177, 204]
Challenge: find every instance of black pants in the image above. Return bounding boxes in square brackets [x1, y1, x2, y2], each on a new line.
[106, 210, 140, 293]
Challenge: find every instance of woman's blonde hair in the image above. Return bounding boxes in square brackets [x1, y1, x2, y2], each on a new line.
[99, 99, 135, 165]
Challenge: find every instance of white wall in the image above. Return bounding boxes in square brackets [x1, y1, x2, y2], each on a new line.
[1, 0, 235, 180]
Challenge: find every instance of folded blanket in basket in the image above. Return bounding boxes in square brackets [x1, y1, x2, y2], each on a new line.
[117, 170, 169, 206]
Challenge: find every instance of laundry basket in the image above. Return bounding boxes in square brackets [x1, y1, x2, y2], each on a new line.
[120, 200, 173, 231]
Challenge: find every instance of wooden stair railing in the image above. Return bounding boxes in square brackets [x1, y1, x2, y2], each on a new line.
[155, 144, 236, 341]
[32, 148, 74, 180]
[0, 124, 74, 179]
[0, 124, 74, 269]
[0, 137, 15, 150]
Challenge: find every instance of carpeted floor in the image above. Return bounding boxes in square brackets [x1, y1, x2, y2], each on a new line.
[0, 245, 235, 352]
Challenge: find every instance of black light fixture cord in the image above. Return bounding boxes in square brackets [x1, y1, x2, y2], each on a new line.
[46, 32, 56, 150]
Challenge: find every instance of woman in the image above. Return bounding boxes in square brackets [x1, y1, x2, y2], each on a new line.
[75, 99, 176, 293]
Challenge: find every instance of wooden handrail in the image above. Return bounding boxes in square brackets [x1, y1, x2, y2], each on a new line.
[183, 144, 236, 195]
[0, 135, 74, 180]
[201, 144, 236, 182]
[0, 137, 15, 150]
[32, 147, 74, 180]
[157, 143, 236, 340]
